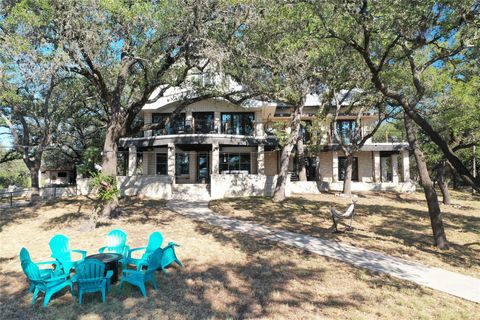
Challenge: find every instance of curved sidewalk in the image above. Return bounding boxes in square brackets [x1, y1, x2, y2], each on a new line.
[167, 200, 480, 304]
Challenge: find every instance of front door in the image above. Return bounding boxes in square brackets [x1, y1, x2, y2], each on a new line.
[197, 153, 210, 183]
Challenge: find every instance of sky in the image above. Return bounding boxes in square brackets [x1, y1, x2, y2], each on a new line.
[0, 127, 13, 149]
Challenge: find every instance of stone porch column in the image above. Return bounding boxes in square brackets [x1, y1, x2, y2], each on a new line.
[373, 151, 381, 182]
[212, 143, 219, 174]
[402, 150, 410, 182]
[128, 146, 137, 176]
[391, 154, 399, 183]
[167, 143, 175, 181]
[332, 151, 339, 182]
[257, 144, 265, 175]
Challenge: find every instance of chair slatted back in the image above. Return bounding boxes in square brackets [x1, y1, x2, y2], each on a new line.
[49, 234, 73, 272]
[160, 245, 176, 269]
[22, 260, 44, 283]
[146, 248, 163, 272]
[105, 229, 127, 254]
[76, 260, 105, 287]
[19, 247, 31, 264]
[143, 232, 164, 260]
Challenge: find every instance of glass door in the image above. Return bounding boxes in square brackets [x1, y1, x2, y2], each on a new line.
[197, 153, 210, 183]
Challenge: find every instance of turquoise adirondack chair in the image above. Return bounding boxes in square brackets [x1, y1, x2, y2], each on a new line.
[158, 242, 184, 273]
[126, 231, 164, 270]
[49, 234, 87, 274]
[73, 260, 113, 304]
[22, 260, 73, 307]
[99, 229, 129, 265]
[119, 248, 162, 297]
[20, 247, 59, 292]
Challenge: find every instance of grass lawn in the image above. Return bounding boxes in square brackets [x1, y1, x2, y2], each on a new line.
[210, 190, 480, 278]
[0, 197, 478, 319]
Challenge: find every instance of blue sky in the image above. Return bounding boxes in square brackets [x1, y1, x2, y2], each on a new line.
[0, 128, 13, 148]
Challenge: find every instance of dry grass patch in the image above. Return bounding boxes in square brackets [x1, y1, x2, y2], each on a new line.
[209, 190, 480, 277]
[0, 197, 478, 319]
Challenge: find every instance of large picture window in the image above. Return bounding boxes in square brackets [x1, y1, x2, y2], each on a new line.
[335, 120, 358, 144]
[221, 113, 254, 135]
[219, 153, 251, 173]
[152, 113, 186, 135]
[175, 153, 189, 176]
[338, 156, 358, 181]
[156, 153, 167, 175]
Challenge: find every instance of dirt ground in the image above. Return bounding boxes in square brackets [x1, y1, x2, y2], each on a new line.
[210, 190, 480, 278]
[0, 197, 479, 319]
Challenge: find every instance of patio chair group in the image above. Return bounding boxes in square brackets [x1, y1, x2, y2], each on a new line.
[19, 229, 183, 307]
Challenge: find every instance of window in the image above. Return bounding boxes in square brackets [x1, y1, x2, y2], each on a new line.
[192, 112, 215, 133]
[219, 153, 251, 173]
[175, 153, 189, 176]
[156, 153, 167, 175]
[57, 172, 67, 178]
[152, 113, 186, 135]
[300, 120, 312, 144]
[335, 120, 358, 144]
[221, 113, 254, 135]
[338, 157, 358, 181]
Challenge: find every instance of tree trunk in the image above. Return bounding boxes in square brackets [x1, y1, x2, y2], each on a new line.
[29, 165, 40, 198]
[342, 153, 353, 196]
[272, 143, 295, 202]
[404, 116, 449, 249]
[102, 125, 120, 176]
[297, 138, 307, 181]
[273, 100, 305, 202]
[437, 160, 451, 205]
[100, 121, 123, 218]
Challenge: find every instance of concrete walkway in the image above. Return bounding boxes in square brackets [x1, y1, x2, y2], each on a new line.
[167, 200, 480, 304]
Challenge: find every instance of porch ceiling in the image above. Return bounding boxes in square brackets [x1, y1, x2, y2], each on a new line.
[119, 134, 278, 148]
[318, 143, 410, 152]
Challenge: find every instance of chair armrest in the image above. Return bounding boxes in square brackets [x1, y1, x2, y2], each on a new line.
[105, 270, 113, 279]
[127, 246, 147, 259]
[122, 269, 143, 276]
[35, 260, 58, 266]
[136, 261, 148, 271]
[98, 246, 107, 253]
[167, 242, 180, 247]
[45, 274, 69, 283]
[72, 249, 87, 259]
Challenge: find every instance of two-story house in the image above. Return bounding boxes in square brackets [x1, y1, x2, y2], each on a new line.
[117, 81, 414, 199]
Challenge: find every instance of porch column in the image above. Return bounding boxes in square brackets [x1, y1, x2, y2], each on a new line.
[373, 151, 381, 182]
[167, 143, 175, 181]
[391, 154, 399, 183]
[332, 151, 339, 182]
[128, 146, 137, 176]
[212, 143, 219, 174]
[257, 144, 265, 175]
[402, 150, 410, 182]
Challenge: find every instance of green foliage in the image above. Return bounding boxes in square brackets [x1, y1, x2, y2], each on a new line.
[89, 172, 118, 202]
[77, 147, 103, 177]
[0, 149, 30, 188]
[373, 121, 405, 143]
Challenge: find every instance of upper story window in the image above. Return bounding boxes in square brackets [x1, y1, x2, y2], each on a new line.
[300, 120, 312, 144]
[192, 112, 215, 134]
[334, 119, 359, 144]
[152, 113, 186, 135]
[221, 112, 254, 136]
